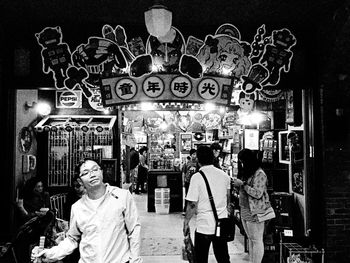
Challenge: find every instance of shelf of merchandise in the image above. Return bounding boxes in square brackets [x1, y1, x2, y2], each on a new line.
[280, 243, 325, 263]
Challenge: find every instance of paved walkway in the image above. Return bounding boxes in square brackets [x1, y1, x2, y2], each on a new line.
[134, 193, 250, 263]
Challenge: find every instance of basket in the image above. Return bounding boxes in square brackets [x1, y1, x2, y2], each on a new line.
[155, 188, 170, 214]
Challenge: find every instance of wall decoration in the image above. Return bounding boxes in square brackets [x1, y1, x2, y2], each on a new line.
[19, 127, 33, 153]
[278, 131, 290, 164]
[260, 131, 277, 163]
[185, 36, 204, 56]
[55, 90, 82, 108]
[36, 23, 296, 106]
[292, 169, 304, 195]
[22, 154, 36, 174]
[215, 23, 241, 40]
[180, 133, 192, 153]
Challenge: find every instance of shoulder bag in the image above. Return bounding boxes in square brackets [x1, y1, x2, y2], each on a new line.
[256, 206, 276, 222]
[199, 170, 235, 242]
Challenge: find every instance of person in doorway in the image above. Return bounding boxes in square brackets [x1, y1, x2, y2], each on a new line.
[63, 176, 86, 221]
[31, 158, 142, 263]
[232, 148, 270, 263]
[17, 177, 51, 223]
[183, 146, 231, 263]
[136, 147, 148, 194]
[129, 147, 140, 193]
[210, 142, 222, 169]
[182, 148, 198, 215]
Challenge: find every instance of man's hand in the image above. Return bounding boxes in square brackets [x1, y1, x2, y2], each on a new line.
[183, 221, 190, 236]
[31, 246, 52, 263]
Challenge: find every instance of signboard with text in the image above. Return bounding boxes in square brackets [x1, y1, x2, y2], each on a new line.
[101, 74, 235, 106]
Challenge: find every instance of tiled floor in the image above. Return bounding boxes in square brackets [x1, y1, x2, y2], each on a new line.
[134, 193, 250, 263]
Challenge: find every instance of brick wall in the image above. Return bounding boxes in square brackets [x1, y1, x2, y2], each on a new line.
[324, 149, 350, 263]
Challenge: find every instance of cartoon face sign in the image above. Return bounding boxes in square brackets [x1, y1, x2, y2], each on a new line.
[239, 92, 255, 113]
[146, 27, 185, 73]
[197, 35, 251, 78]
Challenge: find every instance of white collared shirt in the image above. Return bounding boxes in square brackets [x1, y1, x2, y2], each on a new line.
[44, 184, 142, 263]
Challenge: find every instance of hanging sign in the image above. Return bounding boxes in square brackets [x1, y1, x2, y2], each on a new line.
[100, 74, 234, 106]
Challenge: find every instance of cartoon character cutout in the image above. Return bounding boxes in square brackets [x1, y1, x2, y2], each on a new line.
[72, 37, 127, 89]
[146, 27, 185, 73]
[237, 91, 256, 124]
[35, 26, 72, 89]
[196, 35, 251, 78]
[64, 66, 92, 98]
[241, 64, 269, 94]
[260, 28, 296, 86]
[260, 131, 277, 163]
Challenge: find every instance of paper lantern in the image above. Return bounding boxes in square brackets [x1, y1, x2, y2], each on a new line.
[144, 1, 172, 37]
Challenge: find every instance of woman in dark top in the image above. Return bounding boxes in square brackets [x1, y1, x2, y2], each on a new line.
[17, 177, 51, 222]
[63, 176, 86, 221]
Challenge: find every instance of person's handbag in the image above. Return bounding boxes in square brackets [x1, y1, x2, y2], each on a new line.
[182, 232, 196, 263]
[257, 206, 276, 222]
[199, 171, 235, 242]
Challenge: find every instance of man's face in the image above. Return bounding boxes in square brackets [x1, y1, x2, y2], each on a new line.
[79, 160, 103, 188]
[191, 152, 196, 160]
[34, 182, 44, 193]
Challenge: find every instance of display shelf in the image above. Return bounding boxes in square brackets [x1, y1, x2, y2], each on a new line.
[280, 243, 325, 263]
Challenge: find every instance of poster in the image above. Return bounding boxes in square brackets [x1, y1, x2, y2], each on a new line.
[180, 133, 192, 153]
[244, 129, 259, 150]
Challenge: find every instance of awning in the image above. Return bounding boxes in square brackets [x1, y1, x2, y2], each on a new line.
[34, 115, 116, 132]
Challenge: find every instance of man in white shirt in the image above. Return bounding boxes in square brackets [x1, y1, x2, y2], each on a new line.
[32, 158, 142, 263]
[183, 146, 231, 263]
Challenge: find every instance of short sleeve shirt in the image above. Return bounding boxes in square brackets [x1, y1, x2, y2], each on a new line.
[186, 165, 231, 235]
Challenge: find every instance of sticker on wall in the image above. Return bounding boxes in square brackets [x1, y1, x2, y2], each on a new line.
[88, 89, 105, 111]
[56, 90, 82, 108]
[35, 26, 72, 89]
[185, 36, 204, 56]
[19, 127, 32, 153]
[259, 88, 284, 102]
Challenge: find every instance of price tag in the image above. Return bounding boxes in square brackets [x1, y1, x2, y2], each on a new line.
[284, 229, 293, 237]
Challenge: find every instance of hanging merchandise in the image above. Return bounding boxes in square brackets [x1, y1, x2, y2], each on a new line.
[260, 131, 277, 163]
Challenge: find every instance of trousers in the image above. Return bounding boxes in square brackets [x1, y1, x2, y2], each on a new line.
[194, 231, 230, 263]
